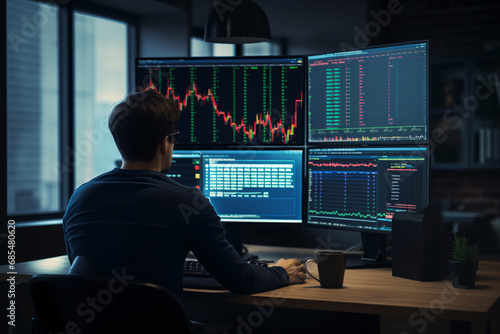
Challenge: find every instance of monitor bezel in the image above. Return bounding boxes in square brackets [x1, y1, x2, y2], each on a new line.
[305, 144, 430, 234]
[306, 40, 430, 146]
[135, 55, 307, 148]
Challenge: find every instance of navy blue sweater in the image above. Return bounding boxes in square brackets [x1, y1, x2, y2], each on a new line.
[63, 168, 289, 296]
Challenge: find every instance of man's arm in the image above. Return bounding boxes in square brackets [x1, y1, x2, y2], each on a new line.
[184, 189, 305, 294]
[62, 214, 73, 264]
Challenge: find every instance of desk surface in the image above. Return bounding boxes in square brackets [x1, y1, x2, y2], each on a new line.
[1, 246, 499, 323]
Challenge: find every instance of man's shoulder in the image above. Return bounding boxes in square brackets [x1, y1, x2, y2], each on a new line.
[75, 168, 202, 200]
[71, 170, 114, 192]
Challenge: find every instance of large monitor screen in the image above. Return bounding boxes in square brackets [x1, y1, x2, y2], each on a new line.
[307, 41, 428, 143]
[307, 146, 429, 232]
[167, 149, 303, 223]
[136, 57, 305, 145]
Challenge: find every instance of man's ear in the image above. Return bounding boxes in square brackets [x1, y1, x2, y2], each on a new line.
[160, 136, 169, 154]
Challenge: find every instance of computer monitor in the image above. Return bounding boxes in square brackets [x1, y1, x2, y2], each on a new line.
[167, 152, 203, 190]
[307, 146, 429, 267]
[136, 56, 305, 146]
[307, 41, 428, 143]
[168, 149, 303, 223]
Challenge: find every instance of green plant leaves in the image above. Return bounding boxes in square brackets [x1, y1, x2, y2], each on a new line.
[451, 234, 479, 263]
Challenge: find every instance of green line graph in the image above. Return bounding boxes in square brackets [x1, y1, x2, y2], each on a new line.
[309, 209, 386, 220]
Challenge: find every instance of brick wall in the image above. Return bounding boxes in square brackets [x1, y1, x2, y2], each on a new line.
[430, 170, 500, 214]
[372, 0, 500, 215]
[394, 1, 500, 52]
[372, 0, 500, 53]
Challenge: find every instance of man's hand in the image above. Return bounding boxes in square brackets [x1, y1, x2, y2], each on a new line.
[275, 258, 306, 284]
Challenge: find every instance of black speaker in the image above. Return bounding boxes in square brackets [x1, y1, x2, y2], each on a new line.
[392, 204, 443, 281]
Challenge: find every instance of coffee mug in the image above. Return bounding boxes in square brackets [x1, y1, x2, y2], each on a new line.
[305, 251, 346, 288]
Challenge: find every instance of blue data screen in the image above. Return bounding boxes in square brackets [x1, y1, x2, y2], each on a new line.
[171, 150, 303, 223]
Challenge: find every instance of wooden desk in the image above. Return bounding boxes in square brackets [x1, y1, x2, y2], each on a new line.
[185, 246, 500, 334]
[1, 248, 499, 334]
[1, 255, 70, 282]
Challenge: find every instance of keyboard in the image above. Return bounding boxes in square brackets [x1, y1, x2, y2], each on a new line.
[183, 259, 210, 277]
[182, 259, 226, 290]
[182, 258, 272, 290]
[183, 258, 270, 277]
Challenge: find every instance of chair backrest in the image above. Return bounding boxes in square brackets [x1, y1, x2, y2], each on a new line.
[29, 274, 192, 334]
[67, 255, 99, 276]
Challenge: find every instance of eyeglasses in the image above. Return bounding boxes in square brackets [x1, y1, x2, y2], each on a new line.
[166, 130, 180, 144]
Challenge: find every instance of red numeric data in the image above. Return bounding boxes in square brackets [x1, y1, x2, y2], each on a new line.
[308, 43, 428, 143]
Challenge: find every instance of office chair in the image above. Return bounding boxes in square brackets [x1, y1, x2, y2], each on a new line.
[29, 274, 193, 334]
[66, 254, 99, 276]
[30, 256, 232, 334]
[30, 256, 194, 333]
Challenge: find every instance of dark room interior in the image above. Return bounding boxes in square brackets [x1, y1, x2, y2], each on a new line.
[1, 0, 500, 333]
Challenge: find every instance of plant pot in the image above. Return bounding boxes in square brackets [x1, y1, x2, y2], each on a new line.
[448, 261, 479, 289]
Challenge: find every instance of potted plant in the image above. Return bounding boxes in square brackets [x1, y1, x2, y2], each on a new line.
[449, 234, 479, 289]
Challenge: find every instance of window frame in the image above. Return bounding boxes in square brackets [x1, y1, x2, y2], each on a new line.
[1, 0, 7, 226]
[5, 0, 138, 222]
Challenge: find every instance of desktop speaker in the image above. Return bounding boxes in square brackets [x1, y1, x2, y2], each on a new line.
[392, 204, 444, 281]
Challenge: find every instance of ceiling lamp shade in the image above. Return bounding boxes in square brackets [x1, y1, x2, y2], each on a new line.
[204, 0, 270, 44]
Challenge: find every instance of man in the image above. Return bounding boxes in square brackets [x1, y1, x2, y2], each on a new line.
[63, 89, 306, 297]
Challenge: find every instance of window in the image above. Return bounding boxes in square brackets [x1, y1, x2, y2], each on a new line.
[6, 0, 59, 214]
[6, 0, 132, 218]
[190, 37, 283, 57]
[190, 36, 212, 57]
[190, 37, 235, 57]
[74, 12, 127, 188]
[243, 42, 281, 56]
[213, 43, 235, 57]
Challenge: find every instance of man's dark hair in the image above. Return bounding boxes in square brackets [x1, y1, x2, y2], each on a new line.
[108, 90, 180, 162]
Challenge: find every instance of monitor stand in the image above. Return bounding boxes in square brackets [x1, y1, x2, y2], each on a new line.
[346, 232, 392, 269]
[223, 223, 258, 261]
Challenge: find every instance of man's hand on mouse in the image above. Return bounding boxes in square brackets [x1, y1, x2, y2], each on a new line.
[275, 258, 307, 284]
